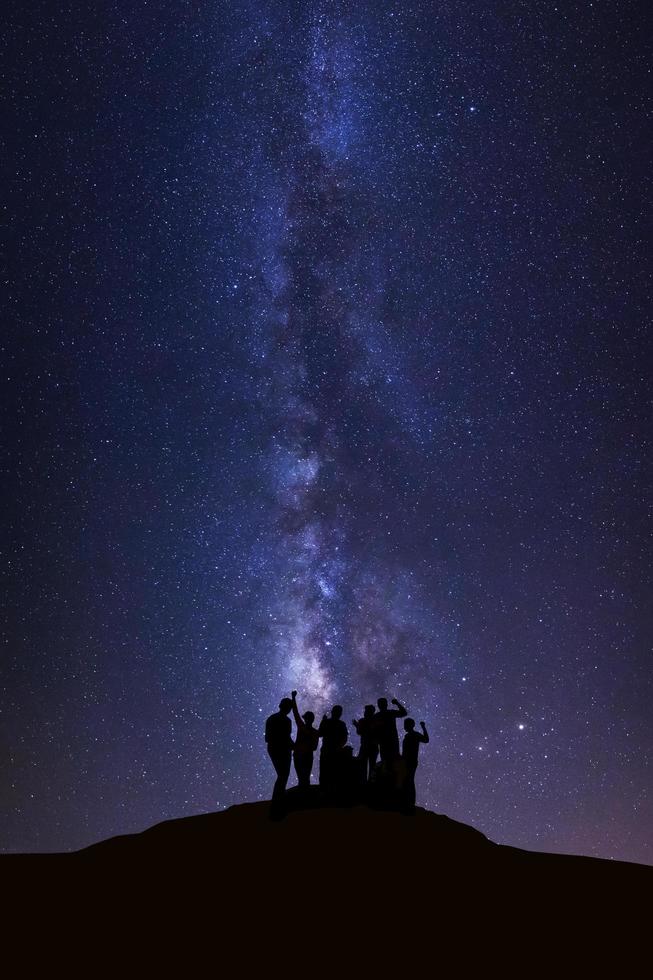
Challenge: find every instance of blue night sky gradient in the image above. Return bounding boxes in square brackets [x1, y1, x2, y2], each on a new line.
[2, 1, 651, 862]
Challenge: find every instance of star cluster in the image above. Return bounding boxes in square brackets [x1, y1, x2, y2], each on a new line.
[2, 1, 650, 862]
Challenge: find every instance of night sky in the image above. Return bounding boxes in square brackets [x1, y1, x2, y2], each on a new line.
[3, 1, 651, 862]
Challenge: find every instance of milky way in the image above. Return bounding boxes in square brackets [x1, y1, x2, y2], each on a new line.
[3, 1, 651, 862]
[253, 11, 457, 710]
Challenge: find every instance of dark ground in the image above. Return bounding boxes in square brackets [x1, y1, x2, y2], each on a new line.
[3, 792, 650, 969]
[3, 792, 651, 969]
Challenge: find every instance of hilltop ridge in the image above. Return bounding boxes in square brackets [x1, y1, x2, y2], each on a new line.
[3, 795, 650, 967]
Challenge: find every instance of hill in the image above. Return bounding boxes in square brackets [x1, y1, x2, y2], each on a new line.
[2, 793, 650, 967]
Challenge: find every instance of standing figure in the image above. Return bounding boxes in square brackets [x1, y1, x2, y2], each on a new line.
[352, 704, 378, 782]
[290, 690, 319, 790]
[318, 705, 348, 792]
[402, 719, 429, 810]
[265, 696, 294, 810]
[374, 697, 408, 766]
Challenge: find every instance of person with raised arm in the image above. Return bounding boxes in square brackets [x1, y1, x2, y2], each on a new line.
[401, 718, 430, 810]
[290, 690, 319, 790]
[373, 696, 408, 766]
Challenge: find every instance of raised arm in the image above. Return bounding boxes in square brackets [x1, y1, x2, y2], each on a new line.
[391, 698, 408, 718]
[290, 690, 304, 730]
[419, 722, 430, 743]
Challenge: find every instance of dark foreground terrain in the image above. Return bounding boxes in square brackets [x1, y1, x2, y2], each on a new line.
[3, 791, 650, 968]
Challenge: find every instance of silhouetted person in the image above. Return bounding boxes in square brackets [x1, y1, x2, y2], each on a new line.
[352, 704, 378, 782]
[290, 690, 319, 789]
[318, 705, 348, 792]
[374, 697, 408, 765]
[402, 719, 429, 810]
[265, 697, 294, 811]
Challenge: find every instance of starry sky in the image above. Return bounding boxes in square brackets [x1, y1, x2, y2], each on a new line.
[2, 1, 651, 862]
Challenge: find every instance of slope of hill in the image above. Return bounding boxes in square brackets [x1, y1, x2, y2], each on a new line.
[3, 795, 650, 967]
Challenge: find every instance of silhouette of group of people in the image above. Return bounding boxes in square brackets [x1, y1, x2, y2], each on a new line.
[265, 691, 429, 815]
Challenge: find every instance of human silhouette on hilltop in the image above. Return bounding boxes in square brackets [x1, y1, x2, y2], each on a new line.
[265, 697, 294, 813]
[318, 705, 348, 792]
[290, 690, 319, 790]
[353, 704, 378, 782]
[401, 719, 430, 811]
[374, 697, 407, 766]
